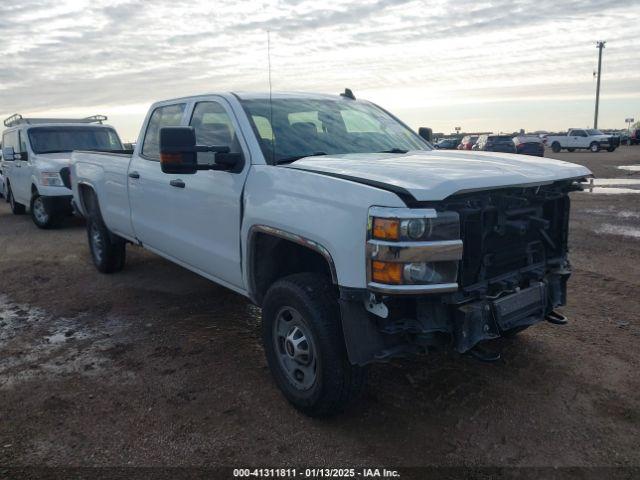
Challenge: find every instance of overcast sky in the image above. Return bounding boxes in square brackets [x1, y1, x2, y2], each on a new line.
[1, 0, 638, 141]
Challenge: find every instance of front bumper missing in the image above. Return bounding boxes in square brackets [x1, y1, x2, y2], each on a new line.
[340, 275, 567, 366]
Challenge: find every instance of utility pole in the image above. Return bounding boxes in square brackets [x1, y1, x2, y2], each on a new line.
[594, 41, 606, 129]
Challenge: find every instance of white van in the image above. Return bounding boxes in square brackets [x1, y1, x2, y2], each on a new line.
[1, 114, 123, 228]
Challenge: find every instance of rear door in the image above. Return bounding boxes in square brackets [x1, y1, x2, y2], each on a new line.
[128, 97, 250, 290]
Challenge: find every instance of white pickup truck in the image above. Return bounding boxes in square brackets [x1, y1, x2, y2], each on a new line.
[70, 91, 591, 416]
[545, 128, 620, 153]
[1, 114, 124, 228]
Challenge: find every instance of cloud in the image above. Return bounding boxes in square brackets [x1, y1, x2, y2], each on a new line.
[0, 0, 638, 136]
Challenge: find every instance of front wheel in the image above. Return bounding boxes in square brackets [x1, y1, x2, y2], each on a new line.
[7, 186, 26, 215]
[590, 142, 600, 153]
[262, 273, 367, 417]
[30, 193, 61, 229]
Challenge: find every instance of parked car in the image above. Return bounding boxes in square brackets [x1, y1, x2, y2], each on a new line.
[70, 91, 591, 416]
[513, 135, 544, 157]
[630, 129, 640, 145]
[1, 114, 124, 228]
[457, 135, 478, 150]
[433, 138, 459, 149]
[545, 129, 620, 153]
[473, 134, 516, 154]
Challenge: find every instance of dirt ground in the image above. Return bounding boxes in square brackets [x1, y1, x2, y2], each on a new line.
[1, 147, 639, 470]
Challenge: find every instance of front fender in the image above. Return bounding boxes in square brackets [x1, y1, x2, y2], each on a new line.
[241, 165, 406, 290]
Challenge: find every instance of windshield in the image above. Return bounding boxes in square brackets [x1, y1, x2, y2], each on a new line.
[586, 129, 603, 136]
[28, 126, 123, 154]
[239, 98, 429, 163]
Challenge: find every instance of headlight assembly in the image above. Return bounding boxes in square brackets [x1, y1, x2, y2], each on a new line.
[40, 172, 65, 187]
[367, 207, 462, 293]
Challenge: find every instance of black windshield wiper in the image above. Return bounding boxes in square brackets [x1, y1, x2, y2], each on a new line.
[37, 150, 73, 154]
[275, 152, 328, 165]
[378, 148, 409, 154]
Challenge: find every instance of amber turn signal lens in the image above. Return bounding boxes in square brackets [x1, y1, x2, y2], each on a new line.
[371, 261, 403, 284]
[160, 152, 184, 164]
[372, 218, 400, 240]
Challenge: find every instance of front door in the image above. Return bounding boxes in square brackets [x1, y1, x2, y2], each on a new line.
[569, 130, 586, 148]
[128, 98, 249, 290]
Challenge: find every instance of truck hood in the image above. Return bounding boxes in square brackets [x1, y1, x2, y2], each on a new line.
[287, 150, 592, 201]
[34, 152, 73, 171]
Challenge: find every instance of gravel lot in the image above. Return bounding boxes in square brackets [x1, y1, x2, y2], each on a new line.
[1, 147, 639, 469]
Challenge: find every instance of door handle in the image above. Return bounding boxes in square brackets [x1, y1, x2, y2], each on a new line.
[128, 171, 140, 179]
[170, 179, 185, 188]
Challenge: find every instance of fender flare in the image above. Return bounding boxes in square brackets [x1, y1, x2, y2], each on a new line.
[246, 224, 338, 302]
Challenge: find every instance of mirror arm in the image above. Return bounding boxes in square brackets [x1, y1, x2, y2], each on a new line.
[194, 144, 231, 154]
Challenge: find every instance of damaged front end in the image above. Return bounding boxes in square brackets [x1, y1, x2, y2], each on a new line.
[341, 179, 583, 365]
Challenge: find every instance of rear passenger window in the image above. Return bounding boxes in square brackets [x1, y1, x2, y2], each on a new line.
[141, 103, 186, 160]
[252, 116, 274, 140]
[341, 110, 382, 133]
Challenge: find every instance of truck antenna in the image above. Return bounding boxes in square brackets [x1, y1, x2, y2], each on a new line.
[268, 30, 275, 164]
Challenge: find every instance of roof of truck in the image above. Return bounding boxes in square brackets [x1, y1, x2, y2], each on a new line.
[155, 91, 359, 104]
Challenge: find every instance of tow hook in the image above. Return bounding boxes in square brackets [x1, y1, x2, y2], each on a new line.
[546, 310, 568, 325]
[364, 293, 388, 319]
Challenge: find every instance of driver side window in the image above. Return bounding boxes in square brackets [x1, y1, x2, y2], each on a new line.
[189, 101, 241, 164]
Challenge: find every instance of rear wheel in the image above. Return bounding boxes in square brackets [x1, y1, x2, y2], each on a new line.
[607, 146, 616, 152]
[590, 142, 600, 153]
[567, 148, 575, 152]
[30, 193, 61, 229]
[85, 192, 126, 273]
[262, 273, 367, 417]
[551, 142, 561, 153]
[7, 185, 26, 215]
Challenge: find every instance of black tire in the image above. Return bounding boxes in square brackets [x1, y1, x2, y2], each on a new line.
[567, 148, 575, 152]
[85, 193, 126, 273]
[589, 142, 600, 153]
[7, 185, 26, 215]
[262, 272, 367, 417]
[607, 146, 616, 152]
[551, 142, 561, 153]
[30, 192, 61, 229]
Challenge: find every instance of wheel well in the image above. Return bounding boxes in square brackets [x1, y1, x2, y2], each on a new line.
[250, 232, 336, 305]
[78, 184, 98, 215]
[31, 183, 38, 195]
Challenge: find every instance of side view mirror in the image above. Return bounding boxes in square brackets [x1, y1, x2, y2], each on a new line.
[159, 126, 243, 174]
[418, 127, 433, 143]
[160, 127, 198, 174]
[2, 146, 15, 161]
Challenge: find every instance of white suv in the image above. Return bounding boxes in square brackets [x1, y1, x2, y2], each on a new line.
[1, 114, 123, 228]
